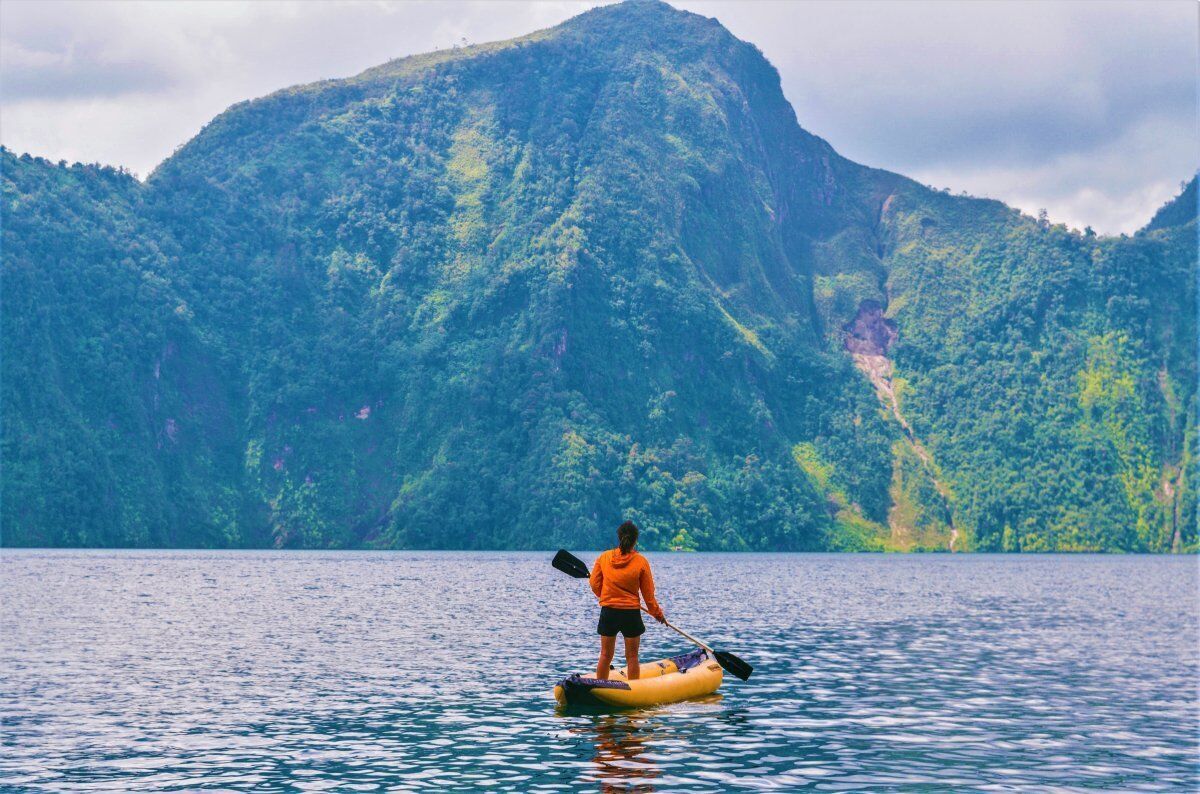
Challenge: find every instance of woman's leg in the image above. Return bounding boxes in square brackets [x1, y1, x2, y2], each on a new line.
[624, 635, 640, 680]
[596, 635, 617, 680]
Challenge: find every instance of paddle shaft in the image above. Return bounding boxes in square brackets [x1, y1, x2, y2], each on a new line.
[636, 606, 714, 654]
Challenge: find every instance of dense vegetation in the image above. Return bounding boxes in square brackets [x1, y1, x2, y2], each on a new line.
[2, 1, 1195, 551]
[876, 183, 1197, 551]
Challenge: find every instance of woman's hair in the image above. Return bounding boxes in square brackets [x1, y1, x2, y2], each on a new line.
[617, 520, 639, 553]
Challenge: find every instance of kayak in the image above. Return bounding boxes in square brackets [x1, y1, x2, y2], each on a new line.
[553, 648, 723, 708]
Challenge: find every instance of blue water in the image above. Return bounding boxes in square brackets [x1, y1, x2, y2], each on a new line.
[1, 551, 1197, 791]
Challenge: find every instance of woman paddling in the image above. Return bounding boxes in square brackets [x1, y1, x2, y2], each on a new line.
[589, 521, 666, 681]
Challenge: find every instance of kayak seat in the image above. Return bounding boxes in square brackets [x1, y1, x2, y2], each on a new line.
[562, 673, 632, 691]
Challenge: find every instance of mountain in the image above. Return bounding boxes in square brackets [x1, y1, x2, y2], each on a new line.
[2, 0, 1195, 551]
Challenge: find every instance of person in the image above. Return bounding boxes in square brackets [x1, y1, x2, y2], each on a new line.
[589, 520, 666, 681]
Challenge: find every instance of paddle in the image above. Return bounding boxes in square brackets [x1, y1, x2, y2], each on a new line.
[551, 548, 754, 681]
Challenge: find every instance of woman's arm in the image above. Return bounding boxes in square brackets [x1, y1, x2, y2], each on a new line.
[589, 553, 604, 599]
[639, 560, 665, 622]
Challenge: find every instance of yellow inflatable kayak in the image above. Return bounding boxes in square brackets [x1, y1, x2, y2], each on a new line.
[553, 648, 723, 708]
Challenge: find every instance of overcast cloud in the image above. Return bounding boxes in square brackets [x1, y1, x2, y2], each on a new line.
[1, 0, 1194, 233]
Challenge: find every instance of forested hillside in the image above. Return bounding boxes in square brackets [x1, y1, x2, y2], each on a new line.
[2, 0, 1195, 551]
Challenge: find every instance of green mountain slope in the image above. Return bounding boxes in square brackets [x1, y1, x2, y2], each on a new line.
[1, 158, 263, 546]
[2, 1, 1195, 550]
[852, 179, 1198, 551]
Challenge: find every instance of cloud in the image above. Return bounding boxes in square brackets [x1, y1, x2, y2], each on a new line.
[679, 0, 1198, 232]
[1, 0, 597, 176]
[706, 1, 1195, 167]
[0, 1, 190, 101]
[912, 112, 1196, 233]
[2, 40, 180, 100]
[1, 0, 1195, 233]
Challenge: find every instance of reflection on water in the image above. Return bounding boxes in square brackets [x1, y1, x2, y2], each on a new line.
[577, 712, 662, 791]
[562, 695, 725, 792]
[1, 550, 1197, 790]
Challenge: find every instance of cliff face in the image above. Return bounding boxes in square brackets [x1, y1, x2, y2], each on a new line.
[2, 1, 1195, 551]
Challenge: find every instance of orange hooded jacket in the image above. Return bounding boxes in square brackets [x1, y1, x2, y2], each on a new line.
[589, 548, 664, 621]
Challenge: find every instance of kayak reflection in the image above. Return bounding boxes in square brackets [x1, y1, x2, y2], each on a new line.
[578, 712, 663, 792]
[565, 695, 724, 792]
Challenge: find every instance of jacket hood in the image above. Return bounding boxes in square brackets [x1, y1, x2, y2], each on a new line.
[609, 549, 637, 568]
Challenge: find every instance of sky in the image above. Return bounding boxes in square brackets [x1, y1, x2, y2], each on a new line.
[1, 0, 1195, 234]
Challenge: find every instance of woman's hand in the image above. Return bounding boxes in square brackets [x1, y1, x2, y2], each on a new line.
[654, 611, 667, 624]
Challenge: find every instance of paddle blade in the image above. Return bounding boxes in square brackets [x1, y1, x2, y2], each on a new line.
[552, 549, 590, 579]
[715, 650, 753, 681]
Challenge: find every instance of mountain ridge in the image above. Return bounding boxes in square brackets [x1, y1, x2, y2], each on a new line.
[3, 0, 1195, 551]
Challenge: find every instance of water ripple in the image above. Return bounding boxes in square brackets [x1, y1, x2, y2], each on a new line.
[1, 551, 1197, 790]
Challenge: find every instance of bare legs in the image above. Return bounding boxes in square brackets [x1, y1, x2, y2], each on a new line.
[596, 635, 617, 679]
[595, 634, 641, 680]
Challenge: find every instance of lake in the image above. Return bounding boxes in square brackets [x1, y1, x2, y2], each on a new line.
[1, 550, 1196, 791]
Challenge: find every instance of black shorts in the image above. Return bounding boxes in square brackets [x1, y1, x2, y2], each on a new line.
[597, 606, 645, 638]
